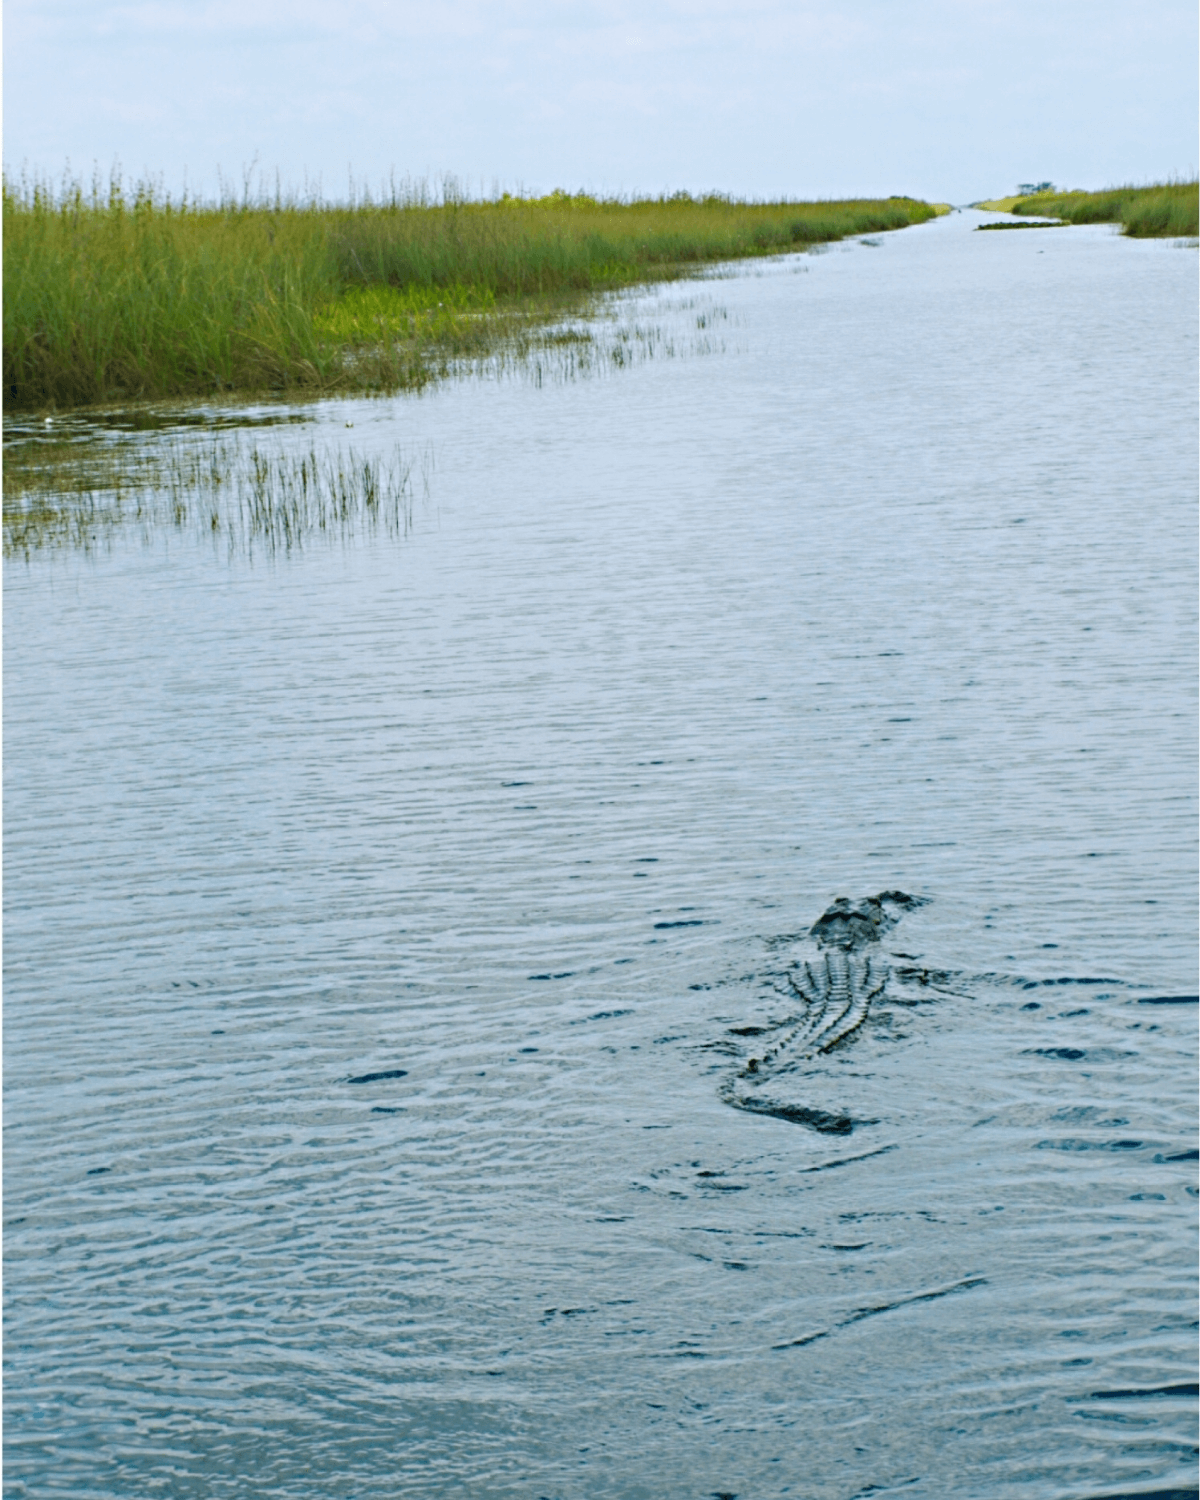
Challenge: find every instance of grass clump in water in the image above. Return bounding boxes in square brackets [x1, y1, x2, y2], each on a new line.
[4, 173, 941, 410]
[975, 219, 1065, 231]
[1004, 180, 1198, 237]
[3, 428, 421, 560]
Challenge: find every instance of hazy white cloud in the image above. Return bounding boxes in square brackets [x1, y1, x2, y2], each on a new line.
[5, 0, 1196, 202]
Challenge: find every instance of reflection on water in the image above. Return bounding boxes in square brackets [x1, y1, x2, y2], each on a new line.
[4, 214, 1197, 1499]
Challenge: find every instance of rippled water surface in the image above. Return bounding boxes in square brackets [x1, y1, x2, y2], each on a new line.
[6, 212, 1197, 1499]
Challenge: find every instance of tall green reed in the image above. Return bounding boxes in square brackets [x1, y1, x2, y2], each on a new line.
[1012, 181, 1198, 238]
[4, 173, 939, 410]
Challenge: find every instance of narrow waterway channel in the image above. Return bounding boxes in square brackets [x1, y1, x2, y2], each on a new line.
[5, 210, 1197, 1500]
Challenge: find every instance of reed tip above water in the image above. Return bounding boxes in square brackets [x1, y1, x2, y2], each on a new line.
[2, 432, 425, 562]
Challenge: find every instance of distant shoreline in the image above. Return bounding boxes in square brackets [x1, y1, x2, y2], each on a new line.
[975, 181, 1198, 238]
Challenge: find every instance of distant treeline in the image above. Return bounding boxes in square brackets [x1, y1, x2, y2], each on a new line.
[4, 176, 941, 409]
[1012, 181, 1198, 238]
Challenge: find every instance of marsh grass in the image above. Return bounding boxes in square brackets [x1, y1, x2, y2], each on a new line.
[4, 174, 938, 410]
[2, 285, 731, 556]
[975, 220, 1065, 231]
[3, 430, 422, 559]
[450, 289, 732, 387]
[1009, 181, 1198, 237]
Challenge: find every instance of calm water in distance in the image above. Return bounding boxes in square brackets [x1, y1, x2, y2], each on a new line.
[5, 211, 1197, 1499]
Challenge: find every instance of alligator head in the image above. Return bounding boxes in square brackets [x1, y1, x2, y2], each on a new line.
[809, 890, 926, 953]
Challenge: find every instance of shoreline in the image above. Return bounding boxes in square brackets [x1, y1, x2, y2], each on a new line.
[4, 188, 943, 414]
[975, 180, 1198, 237]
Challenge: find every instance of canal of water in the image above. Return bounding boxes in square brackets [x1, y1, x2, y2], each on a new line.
[5, 210, 1197, 1499]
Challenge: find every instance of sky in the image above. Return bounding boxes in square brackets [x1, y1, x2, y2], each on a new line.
[4, 0, 1197, 205]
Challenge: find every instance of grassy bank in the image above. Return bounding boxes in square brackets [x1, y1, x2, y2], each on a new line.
[981, 181, 1198, 237]
[4, 178, 941, 410]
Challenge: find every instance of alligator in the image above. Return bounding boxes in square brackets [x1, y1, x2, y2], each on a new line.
[712, 891, 1188, 1134]
[719, 891, 930, 1134]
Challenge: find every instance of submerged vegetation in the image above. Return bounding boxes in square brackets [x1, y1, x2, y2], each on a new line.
[980, 181, 1198, 238]
[3, 426, 422, 559]
[4, 173, 941, 409]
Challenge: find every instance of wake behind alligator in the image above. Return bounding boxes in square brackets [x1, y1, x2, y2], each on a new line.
[720, 891, 931, 1134]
